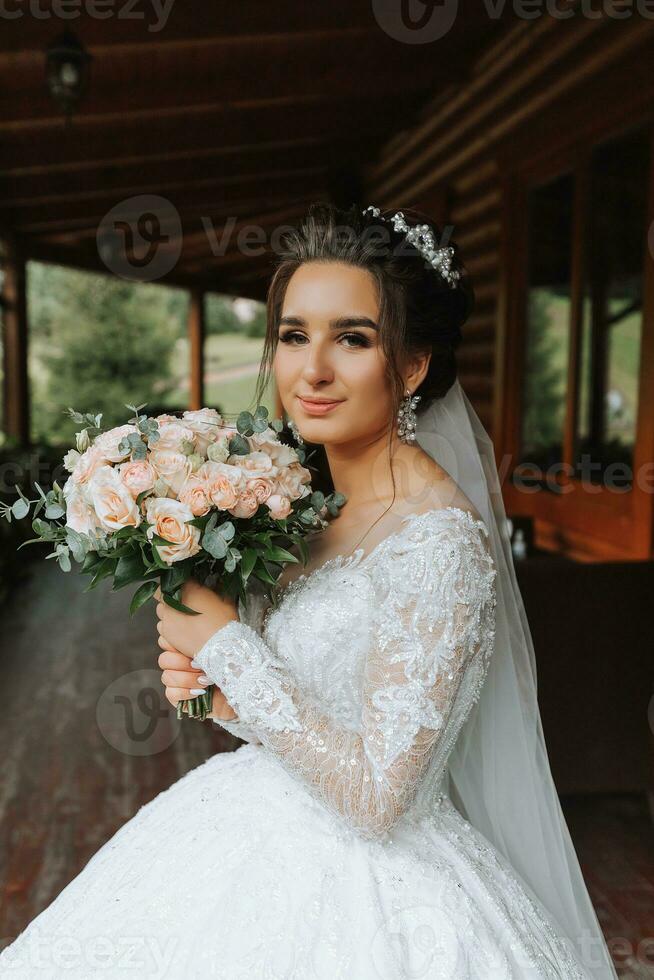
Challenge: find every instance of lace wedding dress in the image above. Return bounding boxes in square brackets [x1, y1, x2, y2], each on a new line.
[0, 506, 595, 980]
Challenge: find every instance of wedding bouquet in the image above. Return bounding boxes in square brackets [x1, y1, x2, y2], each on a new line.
[1, 402, 345, 720]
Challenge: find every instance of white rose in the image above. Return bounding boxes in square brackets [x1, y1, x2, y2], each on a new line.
[145, 497, 201, 565]
[149, 448, 192, 496]
[94, 424, 139, 463]
[88, 466, 141, 532]
[206, 435, 231, 464]
[266, 493, 292, 520]
[63, 448, 81, 474]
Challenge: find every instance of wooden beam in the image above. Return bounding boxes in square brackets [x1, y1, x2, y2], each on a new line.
[188, 290, 205, 411]
[0, 33, 442, 132]
[0, 1, 377, 56]
[0, 97, 409, 174]
[0, 235, 29, 445]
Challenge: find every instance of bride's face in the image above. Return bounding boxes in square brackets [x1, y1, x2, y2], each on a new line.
[273, 261, 396, 447]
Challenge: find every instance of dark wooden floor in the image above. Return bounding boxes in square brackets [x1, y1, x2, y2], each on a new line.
[0, 560, 652, 978]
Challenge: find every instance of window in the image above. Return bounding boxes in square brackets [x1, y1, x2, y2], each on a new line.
[518, 124, 650, 494]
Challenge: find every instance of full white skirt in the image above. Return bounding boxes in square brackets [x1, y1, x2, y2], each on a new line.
[0, 744, 592, 980]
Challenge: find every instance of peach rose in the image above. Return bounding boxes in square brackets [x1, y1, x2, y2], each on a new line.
[71, 446, 107, 488]
[88, 466, 141, 532]
[145, 497, 201, 564]
[245, 477, 274, 505]
[228, 488, 260, 519]
[149, 448, 192, 496]
[266, 493, 292, 520]
[119, 459, 156, 498]
[197, 460, 244, 511]
[178, 476, 211, 517]
[94, 424, 138, 463]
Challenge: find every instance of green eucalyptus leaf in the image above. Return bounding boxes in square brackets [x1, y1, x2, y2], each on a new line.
[228, 434, 250, 456]
[11, 498, 30, 520]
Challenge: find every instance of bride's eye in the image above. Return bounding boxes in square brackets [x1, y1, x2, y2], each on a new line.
[277, 331, 371, 348]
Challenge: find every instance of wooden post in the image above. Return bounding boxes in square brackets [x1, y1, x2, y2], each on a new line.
[1, 235, 29, 446]
[188, 289, 205, 410]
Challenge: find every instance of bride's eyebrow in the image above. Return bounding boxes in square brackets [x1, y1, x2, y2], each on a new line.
[278, 315, 379, 330]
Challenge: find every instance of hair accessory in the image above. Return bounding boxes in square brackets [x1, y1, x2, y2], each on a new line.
[397, 388, 421, 443]
[362, 205, 461, 289]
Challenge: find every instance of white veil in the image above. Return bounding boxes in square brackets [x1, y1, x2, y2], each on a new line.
[415, 378, 617, 980]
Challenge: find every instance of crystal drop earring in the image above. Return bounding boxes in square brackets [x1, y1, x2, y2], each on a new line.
[287, 417, 304, 446]
[397, 388, 421, 443]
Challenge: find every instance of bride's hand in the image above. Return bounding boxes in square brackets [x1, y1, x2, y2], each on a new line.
[153, 579, 238, 660]
[157, 646, 237, 720]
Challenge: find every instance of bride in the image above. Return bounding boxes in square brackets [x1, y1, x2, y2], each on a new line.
[0, 203, 617, 979]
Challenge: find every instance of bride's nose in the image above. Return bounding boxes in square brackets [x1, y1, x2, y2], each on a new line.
[299, 338, 335, 386]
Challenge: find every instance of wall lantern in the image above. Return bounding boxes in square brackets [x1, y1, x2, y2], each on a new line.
[45, 31, 92, 122]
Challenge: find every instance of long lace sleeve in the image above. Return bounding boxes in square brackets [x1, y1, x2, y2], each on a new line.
[193, 514, 497, 840]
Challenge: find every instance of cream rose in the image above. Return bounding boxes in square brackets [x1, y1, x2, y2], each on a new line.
[149, 448, 192, 496]
[155, 420, 196, 453]
[182, 408, 224, 455]
[197, 460, 244, 511]
[119, 459, 156, 498]
[274, 462, 312, 501]
[178, 476, 211, 517]
[228, 450, 278, 481]
[64, 485, 102, 535]
[145, 497, 201, 564]
[266, 493, 292, 520]
[94, 424, 138, 463]
[88, 466, 141, 532]
[71, 446, 107, 488]
[249, 427, 299, 466]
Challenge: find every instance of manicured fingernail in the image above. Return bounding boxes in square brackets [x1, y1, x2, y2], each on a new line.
[190, 688, 205, 696]
[190, 659, 200, 668]
[197, 675, 210, 686]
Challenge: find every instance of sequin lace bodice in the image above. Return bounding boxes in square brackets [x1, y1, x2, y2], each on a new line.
[194, 506, 498, 840]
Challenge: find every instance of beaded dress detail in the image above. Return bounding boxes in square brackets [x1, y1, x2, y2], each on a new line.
[0, 507, 593, 979]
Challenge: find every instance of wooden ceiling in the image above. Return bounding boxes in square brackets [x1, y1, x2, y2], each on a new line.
[0, 1, 513, 299]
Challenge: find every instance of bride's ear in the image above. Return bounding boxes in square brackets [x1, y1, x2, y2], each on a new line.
[404, 349, 431, 393]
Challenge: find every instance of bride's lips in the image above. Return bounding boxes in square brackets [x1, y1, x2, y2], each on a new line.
[297, 396, 344, 416]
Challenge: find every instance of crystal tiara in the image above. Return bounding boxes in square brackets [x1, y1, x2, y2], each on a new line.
[362, 205, 461, 289]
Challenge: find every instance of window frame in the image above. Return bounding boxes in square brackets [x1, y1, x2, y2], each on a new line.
[498, 118, 654, 561]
